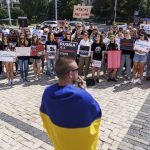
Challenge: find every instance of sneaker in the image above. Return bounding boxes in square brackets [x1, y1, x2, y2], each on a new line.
[11, 80, 15, 85]
[130, 79, 136, 84]
[8, 80, 11, 86]
[137, 79, 143, 85]
[96, 78, 99, 83]
[20, 78, 24, 83]
[111, 78, 117, 82]
[107, 78, 112, 82]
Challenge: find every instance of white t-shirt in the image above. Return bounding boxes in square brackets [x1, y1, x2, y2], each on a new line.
[77, 39, 93, 57]
[134, 39, 150, 55]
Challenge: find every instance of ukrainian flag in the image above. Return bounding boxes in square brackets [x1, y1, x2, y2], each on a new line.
[40, 84, 102, 150]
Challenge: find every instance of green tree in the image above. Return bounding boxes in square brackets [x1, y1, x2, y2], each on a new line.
[11, 7, 25, 19]
[20, 0, 49, 20]
[0, 8, 8, 19]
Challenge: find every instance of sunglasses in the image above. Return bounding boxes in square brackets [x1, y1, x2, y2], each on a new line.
[67, 33, 71, 35]
[71, 68, 79, 72]
[84, 34, 88, 36]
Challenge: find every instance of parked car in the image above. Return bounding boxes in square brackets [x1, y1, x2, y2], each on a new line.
[40, 20, 57, 29]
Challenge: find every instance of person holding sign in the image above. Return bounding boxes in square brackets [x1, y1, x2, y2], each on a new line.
[16, 33, 30, 83]
[45, 33, 58, 78]
[107, 35, 119, 82]
[77, 31, 93, 79]
[31, 34, 42, 81]
[132, 32, 150, 84]
[1, 35, 15, 86]
[91, 33, 106, 83]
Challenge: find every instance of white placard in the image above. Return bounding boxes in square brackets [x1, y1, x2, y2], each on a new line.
[40, 35, 47, 45]
[0, 51, 16, 62]
[117, 24, 127, 30]
[46, 45, 57, 59]
[92, 60, 102, 68]
[15, 47, 31, 56]
[32, 29, 43, 38]
[140, 24, 150, 35]
[73, 5, 92, 19]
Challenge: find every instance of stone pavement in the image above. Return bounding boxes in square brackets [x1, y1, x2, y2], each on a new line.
[0, 72, 150, 150]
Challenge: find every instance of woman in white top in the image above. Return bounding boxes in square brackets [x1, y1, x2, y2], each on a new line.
[77, 31, 92, 79]
[132, 32, 150, 84]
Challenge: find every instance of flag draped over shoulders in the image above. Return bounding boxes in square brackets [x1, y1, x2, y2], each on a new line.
[40, 84, 102, 150]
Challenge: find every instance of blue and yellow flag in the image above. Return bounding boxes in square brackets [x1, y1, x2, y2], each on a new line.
[40, 84, 102, 150]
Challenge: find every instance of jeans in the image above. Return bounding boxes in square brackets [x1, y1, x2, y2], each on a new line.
[0, 61, 2, 74]
[146, 53, 150, 77]
[19, 59, 28, 79]
[47, 59, 55, 76]
[118, 55, 131, 77]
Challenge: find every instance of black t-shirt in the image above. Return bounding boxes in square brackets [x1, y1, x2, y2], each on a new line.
[91, 42, 106, 61]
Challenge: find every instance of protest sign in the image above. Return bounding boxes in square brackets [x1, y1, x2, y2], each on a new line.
[57, 20, 67, 27]
[59, 41, 78, 57]
[8, 35, 17, 43]
[40, 35, 47, 45]
[92, 60, 102, 68]
[15, 47, 31, 56]
[46, 45, 57, 59]
[31, 45, 44, 56]
[140, 24, 150, 35]
[18, 17, 28, 27]
[120, 39, 134, 50]
[107, 51, 121, 69]
[73, 5, 92, 19]
[79, 45, 91, 56]
[0, 51, 16, 62]
[32, 29, 43, 38]
[54, 33, 63, 43]
[117, 24, 127, 30]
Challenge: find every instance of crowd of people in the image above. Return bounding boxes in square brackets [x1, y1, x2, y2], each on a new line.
[0, 22, 150, 86]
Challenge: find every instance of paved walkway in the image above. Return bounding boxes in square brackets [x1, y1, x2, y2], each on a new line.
[0, 72, 150, 150]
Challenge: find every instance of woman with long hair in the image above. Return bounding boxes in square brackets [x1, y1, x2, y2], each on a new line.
[132, 32, 150, 84]
[91, 33, 105, 83]
[31, 34, 42, 81]
[17, 33, 30, 83]
[45, 33, 58, 79]
[2, 35, 15, 85]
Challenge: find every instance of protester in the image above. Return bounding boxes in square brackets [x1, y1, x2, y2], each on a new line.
[17, 33, 30, 83]
[40, 56, 102, 150]
[119, 30, 134, 80]
[45, 33, 58, 78]
[0, 30, 3, 76]
[107, 35, 119, 82]
[31, 34, 42, 81]
[132, 32, 150, 84]
[146, 51, 150, 80]
[2, 35, 14, 85]
[91, 33, 105, 82]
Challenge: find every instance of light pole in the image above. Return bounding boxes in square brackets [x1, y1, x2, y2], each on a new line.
[6, 0, 12, 26]
[114, 0, 117, 25]
[55, 0, 57, 20]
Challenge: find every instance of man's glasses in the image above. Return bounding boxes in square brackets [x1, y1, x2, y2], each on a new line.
[71, 68, 79, 72]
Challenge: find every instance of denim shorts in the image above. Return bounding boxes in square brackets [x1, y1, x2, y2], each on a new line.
[133, 53, 148, 63]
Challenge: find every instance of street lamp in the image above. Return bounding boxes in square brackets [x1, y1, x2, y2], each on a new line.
[6, 0, 12, 26]
[114, 0, 117, 25]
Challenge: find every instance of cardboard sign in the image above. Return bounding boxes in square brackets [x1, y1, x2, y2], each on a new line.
[0, 51, 16, 62]
[92, 60, 102, 68]
[31, 45, 44, 56]
[18, 17, 28, 27]
[59, 41, 78, 57]
[73, 5, 92, 19]
[57, 20, 67, 27]
[15, 47, 31, 56]
[79, 45, 91, 56]
[40, 35, 47, 44]
[107, 51, 121, 69]
[46, 45, 57, 59]
[120, 39, 134, 50]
